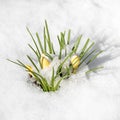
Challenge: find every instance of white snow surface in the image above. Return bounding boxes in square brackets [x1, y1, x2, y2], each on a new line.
[0, 0, 120, 120]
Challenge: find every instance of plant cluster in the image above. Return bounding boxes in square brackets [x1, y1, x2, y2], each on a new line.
[8, 20, 103, 92]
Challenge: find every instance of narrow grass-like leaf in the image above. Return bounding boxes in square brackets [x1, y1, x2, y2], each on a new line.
[51, 43, 55, 54]
[36, 32, 44, 53]
[16, 60, 38, 79]
[56, 50, 74, 75]
[45, 20, 51, 44]
[42, 79, 50, 91]
[54, 78, 63, 90]
[16, 60, 27, 69]
[27, 55, 39, 72]
[80, 42, 94, 59]
[46, 38, 52, 54]
[50, 68, 55, 90]
[26, 68, 50, 91]
[58, 32, 67, 57]
[24, 68, 48, 91]
[45, 20, 53, 54]
[87, 50, 103, 65]
[28, 44, 42, 68]
[36, 72, 51, 91]
[86, 66, 104, 74]
[62, 49, 75, 65]
[79, 49, 96, 66]
[57, 35, 61, 47]
[7, 59, 23, 67]
[30, 71, 47, 91]
[67, 29, 71, 45]
[28, 44, 40, 58]
[57, 35, 62, 59]
[54, 75, 68, 90]
[43, 27, 47, 53]
[32, 71, 49, 91]
[73, 35, 82, 53]
[79, 39, 90, 57]
[65, 66, 71, 77]
[59, 48, 62, 59]
[84, 42, 94, 54]
[62, 31, 67, 56]
[44, 52, 53, 60]
[61, 32, 66, 48]
[26, 27, 41, 56]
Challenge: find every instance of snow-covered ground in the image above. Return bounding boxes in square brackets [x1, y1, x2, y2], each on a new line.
[0, 0, 120, 120]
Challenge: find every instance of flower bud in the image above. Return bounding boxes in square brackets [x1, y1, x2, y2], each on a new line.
[70, 55, 80, 69]
[40, 54, 50, 69]
[26, 65, 33, 77]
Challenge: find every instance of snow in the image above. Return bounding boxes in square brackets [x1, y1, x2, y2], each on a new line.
[0, 0, 120, 120]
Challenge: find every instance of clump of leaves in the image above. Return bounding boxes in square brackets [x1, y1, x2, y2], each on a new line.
[7, 20, 103, 92]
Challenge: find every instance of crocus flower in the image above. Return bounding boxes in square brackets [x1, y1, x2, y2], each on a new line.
[26, 65, 33, 77]
[40, 54, 50, 69]
[70, 55, 80, 70]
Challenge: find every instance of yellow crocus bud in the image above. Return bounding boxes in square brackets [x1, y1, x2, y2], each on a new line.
[70, 55, 80, 69]
[26, 65, 33, 77]
[40, 54, 50, 69]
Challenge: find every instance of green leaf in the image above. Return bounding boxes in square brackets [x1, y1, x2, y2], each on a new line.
[73, 35, 82, 53]
[36, 32, 44, 53]
[79, 38, 90, 57]
[50, 68, 55, 90]
[31, 71, 49, 91]
[26, 27, 41, 57]
[86, 66, 104, 74]
[80, 42, 94, 59]
[43, 27, 47, 53]
[28, 44, 42, 69]
[67, 29, 71, 45]
[7, 59, 23, 67]
[87, 50, 103, 65]
[57, 35, 62, 59]
[28, 44, 42, 68]
[56, 50, 74, 75]
[54, 75, 68, 90]
[16, 60, 27, 69]
[61, 32, 66, 48]
[27, 55, 39, 72]
[79, 49, 96, 66]
[28, 44, 40, 58]
[45, 20, 53, 54]
[51, 43, 56, 54]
